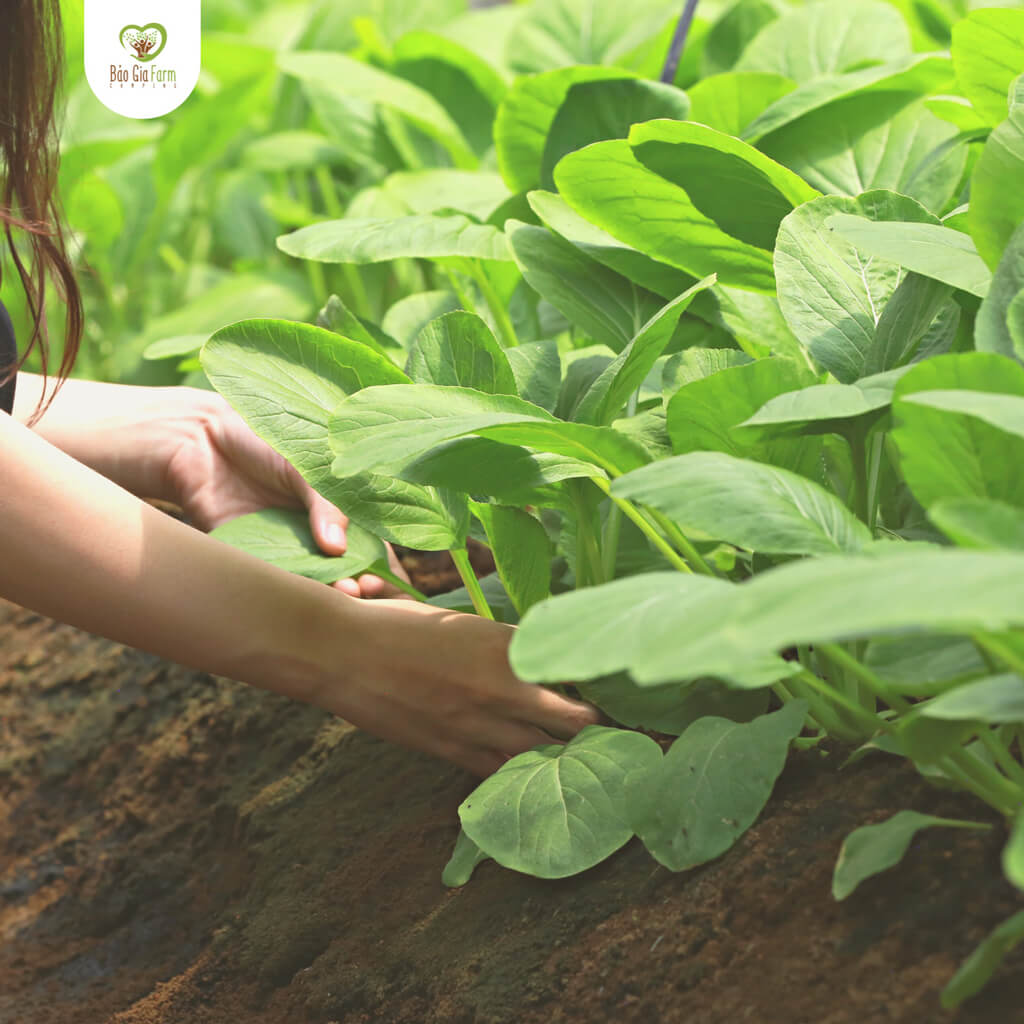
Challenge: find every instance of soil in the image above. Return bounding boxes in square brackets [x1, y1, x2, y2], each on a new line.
[2, 569, 1023, 1024]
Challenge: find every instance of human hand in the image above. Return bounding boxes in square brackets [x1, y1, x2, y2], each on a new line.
[302, 595, 601, 776]
[164, 391, 407, 598]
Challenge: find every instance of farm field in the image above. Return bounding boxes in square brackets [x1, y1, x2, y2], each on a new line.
[2, 0, 1024, 1018]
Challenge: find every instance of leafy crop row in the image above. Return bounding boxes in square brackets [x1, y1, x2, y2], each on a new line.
[29, 0, 1024, 1009]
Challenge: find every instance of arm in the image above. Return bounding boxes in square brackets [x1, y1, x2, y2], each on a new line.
[0, 412, 597, 775]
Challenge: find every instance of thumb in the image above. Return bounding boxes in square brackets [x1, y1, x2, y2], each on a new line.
[290, 470, 349, 555]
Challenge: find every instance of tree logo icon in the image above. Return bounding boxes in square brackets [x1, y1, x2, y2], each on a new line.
[119, 23, 168, 63]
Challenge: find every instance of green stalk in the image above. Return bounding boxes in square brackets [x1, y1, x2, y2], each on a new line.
[374, 569, 428, 603]
[451, 548, 495, 620]
[847, 429, 870, 525]
[866, 432, 885, 533]
[793, 668, 887, 740]
[601, 392, 639, 579]
[943, 748, 1020, 816]
[591, 479, 693, 575]
[976, 728, 1024, 791]
[569, 481, 606, 588]
[291, 173, 329, 302]
[646, 508, 717, 576]
[975, 634, 1024, 676]
[816, 643, 913, 714]
[313, 166, 372, 319]
[773, 680, 850, 737]
[469, 264, 520, 348]
[444, 269, 478, 315]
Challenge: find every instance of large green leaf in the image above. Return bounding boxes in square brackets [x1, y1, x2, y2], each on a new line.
[736, 0, 910, 82]
[494, 65, 629, 192]
[554, 139, 776, 292]
[406, 312, 517, 394]
[513, 550, 1024, 687]
[506, 340, 562, 413]
[942, 910, 1024, 1009]
[920, 673, 1024, 724]
[201, 318, 408, 485]
[527, 190, 695, 299]
[278, 51, 474, 167]
[630, 702, 807, 872]
[970, 103, 1024, 272]
[929, 497, 1024, 550]
[976, 222, 1024, 363]
[540, 78, 691, 189]
[892, 352, 1024, 510]
[613, 452, 870, 556]
[701, 0, 787, 79]
[574, 277, 716, 425]
[383, 291, 462, 351]
[507, 221, 663, 350]
[379, 169, 510, 221]
[458, 725, 663, 879]
[211, 508, 387, 585]
[833, 811, 990, 901]
[666, 356, 821, 475]
[775, 191, 940, 383]
[867, 274, 960, 375]
[277, 213, 512, 265]
[471, 502, 551, 615]
[825, 217, 991, 298]
[629, 119, 819, 251]
[686, 71, 796, 137]
[951, 8, 1024, 128]
[329, 384, 649, 477]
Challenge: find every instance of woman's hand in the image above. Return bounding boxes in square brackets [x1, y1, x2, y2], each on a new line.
[162, 394, 405, 598]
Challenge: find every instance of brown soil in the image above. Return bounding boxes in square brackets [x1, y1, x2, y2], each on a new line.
[2, 591, 1023, 1024]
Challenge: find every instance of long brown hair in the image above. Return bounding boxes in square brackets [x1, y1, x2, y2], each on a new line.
[0, 0, 83, 416]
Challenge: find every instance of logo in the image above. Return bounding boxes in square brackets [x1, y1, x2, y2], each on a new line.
[84, 2, 200, 119]
[120, 23, 168, 63]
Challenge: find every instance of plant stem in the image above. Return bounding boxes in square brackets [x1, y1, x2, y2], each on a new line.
[660, 0, 701, 84]
[445, 269, 478, 315]
[451, 548, 495, 620]
[793, 668, 886, 740]
[975, 634, 1024, 676]
[977, 728, 1024, 790]
[847, 429, 870, 525]
[313, 166, 372, 319]
[570, 481, 606, 588]
[944, 748, 1020, 816]
[470, 264, 519, 348]
[816, 643, 913, 714]
[647, 509, 717, 576]
[591, 479, 693, 574]
[774, 680, 846, 736]
[374, 569, 428, 603]
[866, 432, 884, 533]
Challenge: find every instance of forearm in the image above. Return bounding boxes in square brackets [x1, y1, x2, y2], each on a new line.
[14, 373, 221, 501]
[0, 411, 346, 699]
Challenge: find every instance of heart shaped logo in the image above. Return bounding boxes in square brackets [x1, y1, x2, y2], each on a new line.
[119, 23, 168, 63]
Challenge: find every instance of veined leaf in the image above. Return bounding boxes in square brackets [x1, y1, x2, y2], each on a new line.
[951, 9, 1024, 128]
[929, 497, 1024, 551]
[383, 291, 462, 351]
[277, 213, 512, 265]
[686, 71, 796, 138]
[970, 102, 1024, 271]
[554, 139, 776, 292]
[612, 452, 871, 556]
[458, 725, 663, 879]
[630, 702, 807, 872]
[380, 169, 510, 221]
[833, 811, 991, 901]
[825, 217, 991, 298]
[471, 502, 551, 615]
[406, 312, 517, 394]
[920, 673, 1024, 724]
[976, 222, 1024, 364]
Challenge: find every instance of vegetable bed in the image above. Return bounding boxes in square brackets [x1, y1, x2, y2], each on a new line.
[1, 598, 1021, 1023]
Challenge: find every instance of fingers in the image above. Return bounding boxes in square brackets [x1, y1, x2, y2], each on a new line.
[354, 574, 413, 600]
[510, 684, 601, 741]
[333, 578, 362, 597]
[292, 472, 349, 555]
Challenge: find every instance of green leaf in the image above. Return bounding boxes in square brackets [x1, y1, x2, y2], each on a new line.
[540, 78, 691, 189]
[701, 0, 787, 79]
[613, 452, 871, 556]
[833, 811, 990, 901]
[824, 217, 991, 298]
[317, 295, 397, 360]
[201, 318, 408, 486]
[277, 213, 512, 265]
[663, 347, 753, 392]
[407, 312, 518, 395]
[278, 51, 474, 168]
[868, 274, 960, 376]
[737, 370, 908, 442]
[211, 508, 386, 585]
[970, 104, 1024, 271]
[736, 0, 910, 82]
[527, 190, 696, 299]
[929, 497, 1024, 550]
[920, 673, 1024, 724]
[942, 910, 1024, 1009]
[471, 503, 551, 615]
[579, 673, 769, 736]
[380, 169, 511, 221]
[1006, 811, 1024, 891]
[494, 65, 630, 192]
[629, 119, 819, 251]
[458, 725, 663, 879]
[514, 550, 1024, 687]
[554, 139, 776, 292]
[507, 221, 664, 351]
[775, 191, 941, 383]
[574, 277, 716, 425]
[686, 71, 796, 138]
[242, 131, 346, 173]
[976, 222, 1024, 364]
[630, 702, 807, 872]
[892, 352, 1024, 510]
[665, 356, 821, 475]
[506, 341, 562, 413]
[510, 572, 792, 687]
[442, 830, 490, 888]
[865, 635, 986, 693]
[329, 384, 649, 478]
[143, 334, 207, 362]
[382, 291, 462, 351]
[951, 9, 1024, 128]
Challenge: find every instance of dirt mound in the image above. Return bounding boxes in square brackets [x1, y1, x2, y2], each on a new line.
[1, 597, 1022, 1024]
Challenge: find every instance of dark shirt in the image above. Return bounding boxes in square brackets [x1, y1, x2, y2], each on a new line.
[0, 299, 16, 415]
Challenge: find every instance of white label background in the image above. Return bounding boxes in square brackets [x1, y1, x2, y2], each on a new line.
[84, 1, 201, 119]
